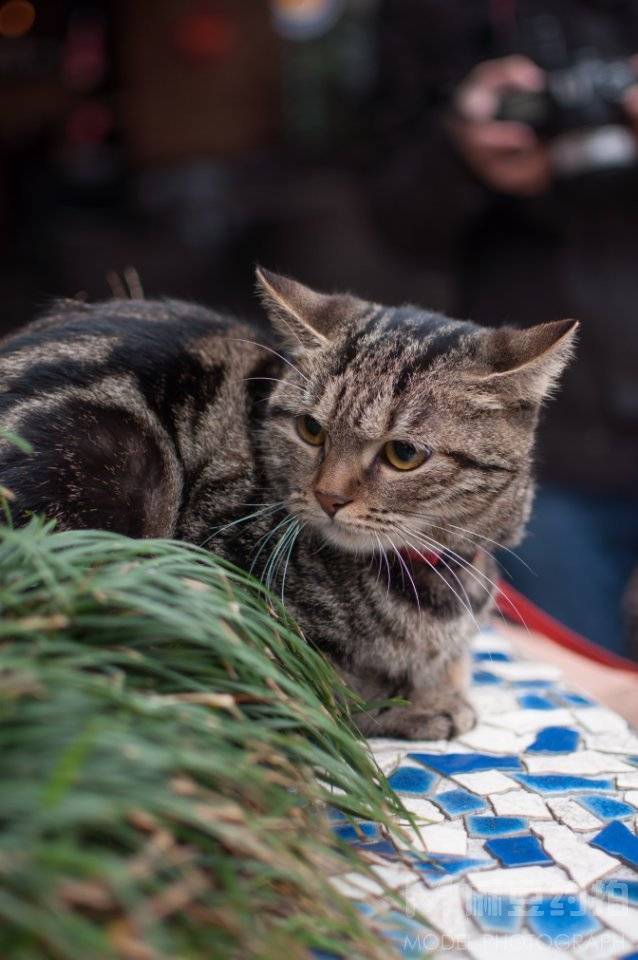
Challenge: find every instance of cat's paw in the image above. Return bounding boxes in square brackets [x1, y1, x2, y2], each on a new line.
[405, 700, 476, 740]
[358, 695, 476, 740]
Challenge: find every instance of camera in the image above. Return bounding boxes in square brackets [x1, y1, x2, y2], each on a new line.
[497, 57, 635, 134]
[496, 57, 638, 175]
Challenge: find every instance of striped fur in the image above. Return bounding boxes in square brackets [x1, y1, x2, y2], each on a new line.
[0, 273, 577, 738]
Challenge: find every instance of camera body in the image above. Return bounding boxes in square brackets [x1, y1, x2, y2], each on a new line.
[496, 57, 637, 175]
[497, 57, 635, 135]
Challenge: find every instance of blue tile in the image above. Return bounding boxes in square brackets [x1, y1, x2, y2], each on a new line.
[528, 896, 600, 942]
[471, 895, 523, 934]
[593, 877, 638, 906]
[511, 679, 555, 688]
[352, 839, 400, 858]
[413, 853, 492, 886]
[578, 794, 635, 821]
[473, 651, 512, 662]
[484, 834, 553, 867]
[334, 821, 380, 843]
[621, 953, 638, 960]
[556, 692, 596, 707]
[327, 806, 348, 823]
[411, 859, 448, 885]
[527, 726, 580, 754]
[385, 928, 432, 958]
[629, 757, 638, 767]
[433, 789, 487, 816]
[354, 903, 375, 916]
[378, 911, 436, 958]
[591, 820, 638, 869]
[514, 774, 614, 795]
[430, 854, 493, 875]
[466, 815, 529, 838]
[408, 753, 522, 776]
[387, 766, 437, 795]
[472, 670, 502, 686]
[518, 694, 555, 711]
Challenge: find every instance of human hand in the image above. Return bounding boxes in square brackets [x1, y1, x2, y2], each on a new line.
[449, 55, 552, 196]
[622, 55, 638, 133]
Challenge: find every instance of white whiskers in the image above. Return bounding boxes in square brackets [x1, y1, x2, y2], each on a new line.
[226, 338, 310, 383]
[396, 519, 530, 637]
[201, 501, 285, 548]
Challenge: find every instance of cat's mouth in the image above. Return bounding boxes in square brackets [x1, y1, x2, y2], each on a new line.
[287, 497, 449, 557]
[293, 504, 401, 555]
[314, 517, 381, 553]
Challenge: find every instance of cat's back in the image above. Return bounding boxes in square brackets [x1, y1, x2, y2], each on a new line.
[0, 297, 258, 402]
[0, 298, 277, 536]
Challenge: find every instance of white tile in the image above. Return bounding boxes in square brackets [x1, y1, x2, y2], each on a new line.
[467, 836, 492, 858]
[617, 771, 638, 789]
[407, 883, 468, 943]
[459, 724, 532, 755]
[468, 865, 578, 896]
[468, 933, 570, 960]
[404, 739, 469, 754]
[367, 737, 422, 751]
[572, 929, 631, 960]
[624, 790, 638, 808]
[485, 661, 563, 682]
[469, 689, 520, 716]
[415, 823, 468, 855]
[368, 743, 404, 761]
[369, 862, 421, 890]
[485, 708, 574, 734]
[591, 899, 638, 941]
[531, 822, 617, 887]
[573, 708, 628, 735]
[371, 751, 403, 775]
[490, 790, 551, 819]
[523, 751, 633, 776]
[472, 630, 513, 653]
[329, 872, 384, 898]
[547, 797, 602, 833]
[396, 796, 445, 823]
[452, 770, 519, 795]
[392, 823, 455, 853]
[584, 732, 638, 755]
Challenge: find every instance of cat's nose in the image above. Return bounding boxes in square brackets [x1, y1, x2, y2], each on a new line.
[314, 489, 353, 519]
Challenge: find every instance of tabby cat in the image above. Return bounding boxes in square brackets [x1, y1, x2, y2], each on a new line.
[0, 270, 577, 739]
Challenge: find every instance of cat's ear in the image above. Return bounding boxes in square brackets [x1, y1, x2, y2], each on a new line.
[256, 267, 347, 351]
[477, 319, 579, 403]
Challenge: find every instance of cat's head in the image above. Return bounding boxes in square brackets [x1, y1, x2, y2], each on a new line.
[257, 268, 577, 559]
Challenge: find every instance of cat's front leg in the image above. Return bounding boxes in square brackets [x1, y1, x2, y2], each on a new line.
[354, 654, 476, 741]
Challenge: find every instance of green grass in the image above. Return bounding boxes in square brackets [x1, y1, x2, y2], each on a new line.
[0, 518, 410, 960]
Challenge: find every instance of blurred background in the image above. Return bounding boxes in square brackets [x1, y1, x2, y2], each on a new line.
[2, 0, 638, 659]
[0, 0, 441, 329]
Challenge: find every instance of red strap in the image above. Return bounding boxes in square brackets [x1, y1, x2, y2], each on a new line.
[496, 580, 638, 674]
[400, 547, 442, 567]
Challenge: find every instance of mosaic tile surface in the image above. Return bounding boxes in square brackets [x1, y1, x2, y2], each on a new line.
[331, 627, 638, 959]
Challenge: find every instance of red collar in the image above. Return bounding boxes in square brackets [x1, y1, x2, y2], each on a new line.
[400, 547, 442, 568]
[400, 547, 482, 571]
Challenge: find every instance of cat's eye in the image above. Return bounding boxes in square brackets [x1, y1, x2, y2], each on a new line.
[383, 440, 429, 471]
[296, 414, 326, 446]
